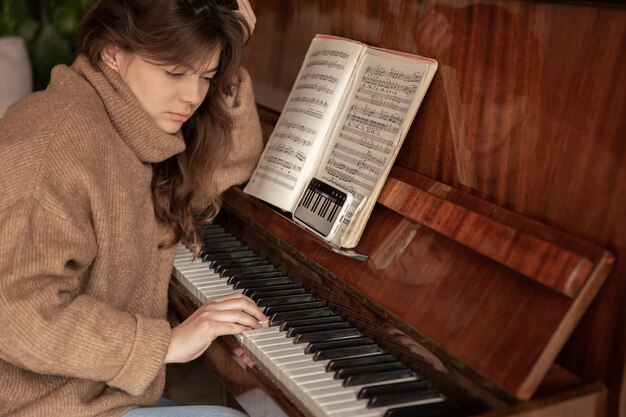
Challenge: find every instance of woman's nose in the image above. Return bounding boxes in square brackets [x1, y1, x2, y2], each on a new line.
[179, 78, 205, 105]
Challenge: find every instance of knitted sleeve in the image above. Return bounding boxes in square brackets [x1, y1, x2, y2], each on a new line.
[0, 198, 170, 396]
[214, 67, 264, 195]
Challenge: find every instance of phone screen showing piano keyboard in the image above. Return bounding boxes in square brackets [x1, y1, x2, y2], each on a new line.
[293, 178, 353, 242]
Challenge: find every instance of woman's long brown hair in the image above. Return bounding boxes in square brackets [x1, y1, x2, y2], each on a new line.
[76, 0, 248, 253]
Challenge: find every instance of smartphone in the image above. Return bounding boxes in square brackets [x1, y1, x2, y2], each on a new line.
[293, 177, 354, 242]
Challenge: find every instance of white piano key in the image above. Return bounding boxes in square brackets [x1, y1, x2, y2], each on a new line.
[202, 288, 241, 298]
[300, 379, 344, 393]
[284, 365, 328, 378]
[263, 343, 306, 355]
[330, 408, 386, 417]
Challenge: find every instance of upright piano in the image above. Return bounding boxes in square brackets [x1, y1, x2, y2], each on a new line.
[168, 1, 626, 416]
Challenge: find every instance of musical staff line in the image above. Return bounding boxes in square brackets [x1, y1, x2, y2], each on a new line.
[354, 93, 409, 113]
[345, 113, 400, 135]
[365, 64, 424, 83]
[295, 82, 336, 95]
[305, 59, 345, 70]
[290, 96, 328, 108]
[276, 121, 317, 136]
[310, 49, 350, 60]
[253, 171, 296, 191]
[284, 107, 325, 120]
[301, 73, 339, 84]
[327, 157, 377, 184]
[322, 167, 373, 194]
[272, 132, 313, 147]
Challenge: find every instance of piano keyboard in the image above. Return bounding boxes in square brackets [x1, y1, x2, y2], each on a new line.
[172, 223, 464, 417]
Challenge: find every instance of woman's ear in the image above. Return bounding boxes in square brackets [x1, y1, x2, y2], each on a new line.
[101, 45, 121, 72]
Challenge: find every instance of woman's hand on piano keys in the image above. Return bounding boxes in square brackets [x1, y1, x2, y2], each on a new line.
[164, 293, 267, 364]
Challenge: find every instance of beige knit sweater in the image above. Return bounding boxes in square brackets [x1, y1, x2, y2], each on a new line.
[0, 55, 262, 416]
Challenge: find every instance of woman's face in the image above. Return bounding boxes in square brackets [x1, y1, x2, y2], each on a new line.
[105, 47, 221, 134]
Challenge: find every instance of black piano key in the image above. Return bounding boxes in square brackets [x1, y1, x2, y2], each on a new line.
[201, 246, 248, 257]
[293, 328, 359, 344]
[369, 389, 441, 408]
[213, 256, 267, 269]
[216, 260, 270, 274]
[383, 400, 463, 417]
[327, 203, 339, 222]
[212, 255, 264, 265]
[245, 284, 303, 297]
[228, 272, 284, 285]
[264, 301, 325, 316]
[286, 322, 352, 338]
[280, 315, 343, 331]
[202, 240, 245, 250]
[270, 307, 334, 323]
[305, 336, 373, 353]
[313, 344, 380, 361]
[311, 193, 322, 212]
[201, 224, 225, 232]
[326, 353, 395, 371]
[302, 189, 313, 207]
[201, 230, 230, 239]
[320, 199, 330, 217]
[221, 264, 276, 277]
[201, 230, 235, 238]
[249, 287, 306, 302]
[256, 294, 315, 307]
[202, 236, 238, 246]
[233, 277, 292, 289]
[343, 368, 415, 387]
[203, 249, 256, 262]
[357, 380, 429, 399]
[335, 362, 407, 379]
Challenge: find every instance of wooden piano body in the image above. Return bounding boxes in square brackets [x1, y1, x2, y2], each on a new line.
[168, 1, 626, 416]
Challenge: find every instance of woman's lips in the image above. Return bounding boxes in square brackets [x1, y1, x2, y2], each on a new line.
[169, 112, 190, 122]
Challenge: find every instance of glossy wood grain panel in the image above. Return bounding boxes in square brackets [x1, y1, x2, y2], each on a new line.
[245, 1, 626, 415]
[378, 176, 609, 298]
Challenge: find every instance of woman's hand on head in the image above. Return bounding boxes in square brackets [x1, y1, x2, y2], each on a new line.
[164, 293, 266, 364]
[237, 0, 256, 40]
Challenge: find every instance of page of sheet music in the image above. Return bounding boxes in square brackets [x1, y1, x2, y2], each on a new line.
[316, 50, 434, 247]
[243, 37, 364, 212]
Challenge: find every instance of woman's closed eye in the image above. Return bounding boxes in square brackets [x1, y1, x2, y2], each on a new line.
[166, 71, 184, 78]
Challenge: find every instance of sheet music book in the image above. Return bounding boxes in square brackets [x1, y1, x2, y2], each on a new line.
[244, 34, 438, 248]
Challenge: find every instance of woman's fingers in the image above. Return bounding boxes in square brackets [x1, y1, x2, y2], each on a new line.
[236, 0, 256, 39]
[199, 309, 262, 330]
[205, 293, 267, 322]
[164, 293, 267, 364]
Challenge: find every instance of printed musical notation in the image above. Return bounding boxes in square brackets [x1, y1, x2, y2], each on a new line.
[318, 54, 426, 235]
[310, 49, 350, 59]
[284, 96, 329, 120]
[301, 73, 339, 84]
[249, 119, 319, 190]
[247, 44, 357, 198]
[295, 82, 335, 95]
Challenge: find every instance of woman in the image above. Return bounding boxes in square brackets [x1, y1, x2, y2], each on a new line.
[0, 0, 266, 416]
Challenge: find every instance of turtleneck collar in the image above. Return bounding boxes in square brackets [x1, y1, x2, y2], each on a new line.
[70, 55, 186, 163]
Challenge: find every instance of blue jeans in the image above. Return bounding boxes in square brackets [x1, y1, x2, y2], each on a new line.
[122, 398, 248, 417]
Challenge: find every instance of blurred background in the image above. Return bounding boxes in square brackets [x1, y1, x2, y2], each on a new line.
[0, 0, 93, 91]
